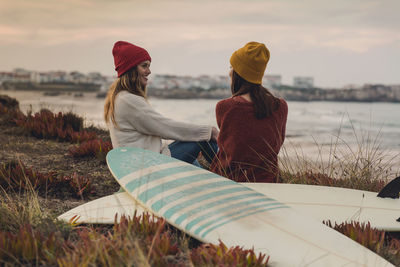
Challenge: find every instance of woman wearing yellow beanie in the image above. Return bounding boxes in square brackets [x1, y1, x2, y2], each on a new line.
[210, 42, 288, 183]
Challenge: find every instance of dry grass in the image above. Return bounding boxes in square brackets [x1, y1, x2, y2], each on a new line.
[325, 221, 400, 266]
[279, 122, 399, 192]
[2, 98, 400, 266]
[0, 164, 269, 266]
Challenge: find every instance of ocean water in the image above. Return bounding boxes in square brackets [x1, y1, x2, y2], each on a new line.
[2, 90, 400, 174]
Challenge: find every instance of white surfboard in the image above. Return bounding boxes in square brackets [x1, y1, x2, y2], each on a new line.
[57, 192, 152, 224]
[247, 183, 400, 231]
[105, 147, 392, 267]
[58, 182, 400, 232]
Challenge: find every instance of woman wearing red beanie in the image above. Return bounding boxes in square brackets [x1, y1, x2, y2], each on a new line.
[104, 41, 218, 165]
[210, 42, 288, 183]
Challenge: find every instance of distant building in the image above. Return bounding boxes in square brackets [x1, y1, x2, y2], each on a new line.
[13, 68, 31, 75]
[47, 71, 71, 83]
[13, 73, 31, 83]
[293, 76, 314, 88]
[70, 71, 87, 83]
[392, 85, 400, 101]
[87, 72, 106, 84]
[214, 75, 230, 89]
[342, 84, 362, 90]
[0, 72, 14, 85]
[31, 72, 51, 83]
[149, 74, 179, 89]
[263, 74, 282, 89]
[0, 68, 116, 94]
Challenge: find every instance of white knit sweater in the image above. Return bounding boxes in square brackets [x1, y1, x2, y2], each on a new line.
[108, 91, 212, 155]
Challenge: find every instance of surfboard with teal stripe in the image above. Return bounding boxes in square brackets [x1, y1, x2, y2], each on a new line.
[106, 147, 392, 267]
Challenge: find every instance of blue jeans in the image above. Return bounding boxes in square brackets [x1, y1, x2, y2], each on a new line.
[168, 140, 218, 166]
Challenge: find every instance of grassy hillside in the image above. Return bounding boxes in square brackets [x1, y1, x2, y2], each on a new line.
[1, 94, 399, 266]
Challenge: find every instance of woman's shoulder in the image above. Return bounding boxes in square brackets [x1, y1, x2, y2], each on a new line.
[217, 97, 232, 105]
[116, 91, 146, 103]
[216, 97, 236, 111]
[277, 98, 288, 115]
[216, 97, 252, 119]
[217, 97, 245, 108]
[117, 90, 140, 99]
[114, 91, 149, 113]
[279, 98, 288, 109]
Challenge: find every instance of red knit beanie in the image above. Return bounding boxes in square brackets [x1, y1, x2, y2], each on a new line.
[112, 41, 151, 77]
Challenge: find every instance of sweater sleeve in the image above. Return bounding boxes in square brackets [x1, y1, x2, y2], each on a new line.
[117, 93, 212, 141]
[279, 99, 288, 142]
[215, 99, 227, 129]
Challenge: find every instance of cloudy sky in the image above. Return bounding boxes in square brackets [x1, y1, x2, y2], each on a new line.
[1, 0, 399, 87]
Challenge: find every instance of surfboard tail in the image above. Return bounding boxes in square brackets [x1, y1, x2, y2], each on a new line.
[377, 176, 400, 199]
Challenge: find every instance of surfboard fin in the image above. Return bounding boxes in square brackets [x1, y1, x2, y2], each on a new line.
[377, 176, 400, 199]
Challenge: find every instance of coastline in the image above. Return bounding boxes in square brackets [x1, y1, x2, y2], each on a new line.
[145, 84, 400, 102]
[1, 94, 400, 265]
[2, 82, 400, 102]
[2, 89, 400, 176]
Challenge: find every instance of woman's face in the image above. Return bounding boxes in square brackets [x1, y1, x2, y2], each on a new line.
[137, 60, 151, 86]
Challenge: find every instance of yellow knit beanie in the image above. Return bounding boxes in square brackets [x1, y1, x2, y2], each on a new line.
[230, 41, 270, 84]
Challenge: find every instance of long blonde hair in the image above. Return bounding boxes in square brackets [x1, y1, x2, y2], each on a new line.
[104, 67, 147, 127]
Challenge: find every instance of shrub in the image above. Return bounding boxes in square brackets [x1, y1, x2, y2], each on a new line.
[0, 95, 18, 107]
[326, 221, 400, 266]
[0, 224, 66, 266]
[0, 160, 92, 198]
[0, 103, 26, 126]
[0, 160, 55, 193]
[0, 191, 48, 234]
[59, 214, 270, 267]
[55, 172, 93, 198]
[15, 109, 97, 143]
[61, 111, 84, 132]
[59, 215, 180, 267]
[2, 103, 108, 160]
[69, 138, 113, 162]
[190, 241, 270, 267]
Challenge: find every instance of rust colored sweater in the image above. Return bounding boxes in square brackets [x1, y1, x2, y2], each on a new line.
[210, 96, 288, 183]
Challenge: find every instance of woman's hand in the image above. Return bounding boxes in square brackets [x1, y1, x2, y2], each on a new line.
[211, 126, 219, 141]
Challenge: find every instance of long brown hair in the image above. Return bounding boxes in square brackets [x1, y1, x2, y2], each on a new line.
[231, 70, 280, 119]
[104, 67, 147, 127]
